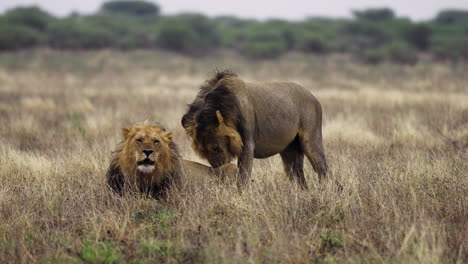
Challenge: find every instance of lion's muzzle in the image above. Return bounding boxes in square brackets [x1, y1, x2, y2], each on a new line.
[137, 158, 155, 166]
[137, 149, 157, 173]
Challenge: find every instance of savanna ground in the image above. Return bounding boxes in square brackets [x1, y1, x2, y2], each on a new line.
[0, 50, 466, 264]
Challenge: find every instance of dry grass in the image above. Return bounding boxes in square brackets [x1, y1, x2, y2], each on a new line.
[0, 50, 467, 263]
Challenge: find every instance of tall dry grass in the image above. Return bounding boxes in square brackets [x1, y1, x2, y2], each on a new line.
[0, 50, 466, 263]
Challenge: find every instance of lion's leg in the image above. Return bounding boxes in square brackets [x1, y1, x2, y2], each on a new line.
[299, 132, 328, 181]
[280, 137, 308, 189]
[237, 141, 254, 191]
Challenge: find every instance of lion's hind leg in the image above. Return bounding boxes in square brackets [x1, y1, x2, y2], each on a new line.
[299, 131, 328, 181]
[280, 136, 308, 189]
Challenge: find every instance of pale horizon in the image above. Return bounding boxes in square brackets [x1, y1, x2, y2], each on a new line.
[1, 0, 468, 21]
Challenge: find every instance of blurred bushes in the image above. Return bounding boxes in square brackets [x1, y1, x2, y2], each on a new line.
[157, 14, 220, 55]
[363, 41, 418, 64]
[100, 0, 160, 16]
[1, 2, 468, 63]
[3, 7, 53, 31]
[47, 19, 114, 49]
[0, 24, 43, 50]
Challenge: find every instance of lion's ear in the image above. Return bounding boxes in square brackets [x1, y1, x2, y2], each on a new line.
[216, 110, 224, 124]
[122, 127, 132, 138]
[165, 132, 173, 141]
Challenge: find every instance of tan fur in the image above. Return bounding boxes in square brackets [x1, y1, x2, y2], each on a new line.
[106, 122, 238, 198]
[182, 70, 327, 190]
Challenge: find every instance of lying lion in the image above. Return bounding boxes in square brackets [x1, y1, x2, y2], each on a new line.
[106, 122, 238, 198]
[182, 70, 327, 190]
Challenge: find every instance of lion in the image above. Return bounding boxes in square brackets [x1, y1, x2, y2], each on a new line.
[181, 70, 327, 190]
[106, 122, 238, 198]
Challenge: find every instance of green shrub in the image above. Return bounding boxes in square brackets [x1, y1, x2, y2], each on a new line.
[362, 48, 386, 64]
[362, 42, 418, 64]
[84, 15, 156, 49]
[157, 23, 197, 52]
[117, 32, 154, 49]
[404, 23, 432, 50]
[156, 14, 220, 55]
[3, 6, 53, 31]
[47, 19, 114, 49]
[298, 32, 328, 54]
[241, 40, 287, 59]
[342, 21, 392, 51]
[385, 42, 418, 64]
[100, 0, 160, 16]
[0, 24, 43, 50]
[435, 10, 468, 25]
[430, 35, 468, 61]
[237, 28, 288, 59]
[353, 8, 395, 21]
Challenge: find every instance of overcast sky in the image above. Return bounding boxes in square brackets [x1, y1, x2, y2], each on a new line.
[1, 0, 468, 21]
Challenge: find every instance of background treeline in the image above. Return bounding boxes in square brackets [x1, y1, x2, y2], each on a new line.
[0, 1, 468, 64]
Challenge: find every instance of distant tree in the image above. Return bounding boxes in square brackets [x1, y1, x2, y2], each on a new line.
[157, 14, 220, 55]
[100, 0, 160, 16]
[431, 35, 468, 61]
[342, 21, 392, 50]
[3, 6, 53, 31]
[47, 19, 114, 49]
[353, 8, 395, 21]
[157, 23, 196, 52]
[298, 32, 328, 54]
[435, 10, 468, 25]
[0, 24, 42, 50]
[240, 29, 287, 59]
[404, 23, 432, 50]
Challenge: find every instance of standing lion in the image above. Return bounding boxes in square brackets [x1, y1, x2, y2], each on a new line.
[181, 70, 327, 190]
[106, 122, 238, 198]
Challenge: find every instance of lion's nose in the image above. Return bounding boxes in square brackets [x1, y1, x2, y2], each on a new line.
[142, 149, 154, 156]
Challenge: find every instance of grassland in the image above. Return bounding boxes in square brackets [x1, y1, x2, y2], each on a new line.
[0, 50, 466, 263]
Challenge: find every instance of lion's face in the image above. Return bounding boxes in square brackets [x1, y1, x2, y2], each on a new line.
[122, 125, 173, 174]
[194, 126, 235, 168]
[190, 111, 243, 168]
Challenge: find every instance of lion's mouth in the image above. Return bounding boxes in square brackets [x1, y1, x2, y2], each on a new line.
[137, 158, 155, 166]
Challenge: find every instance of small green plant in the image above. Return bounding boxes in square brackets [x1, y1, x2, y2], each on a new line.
[140, 239, 175, 259]
[320, 231, 345, 252]
[67, 112, 86, 136]
[81, 240, 123, 264]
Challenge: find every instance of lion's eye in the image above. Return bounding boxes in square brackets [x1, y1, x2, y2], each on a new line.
[154, 139, 160, 145]
[136, 138, 143, 143]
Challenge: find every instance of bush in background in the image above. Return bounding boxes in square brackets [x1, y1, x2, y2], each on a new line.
[362, 41, 418, 64]
[100, 0, 160, 16]
[47, 19, 114, 49]
[156, 14, 220, 55]
[0, 4, 468, 63]
[3, 6, 53, 32]
[0, 24, 43, 50]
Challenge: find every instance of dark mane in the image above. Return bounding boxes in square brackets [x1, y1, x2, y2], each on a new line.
[196, 84, 242, 135]
[106, 122, 182, 199]
[181, 69, 244, 139]
[199, 69, 238, 95]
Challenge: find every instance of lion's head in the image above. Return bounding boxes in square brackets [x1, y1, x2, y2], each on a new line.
[107, 122, 181, 196]
[181, 70, 244, 168]
[188, 110, 243, 168]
